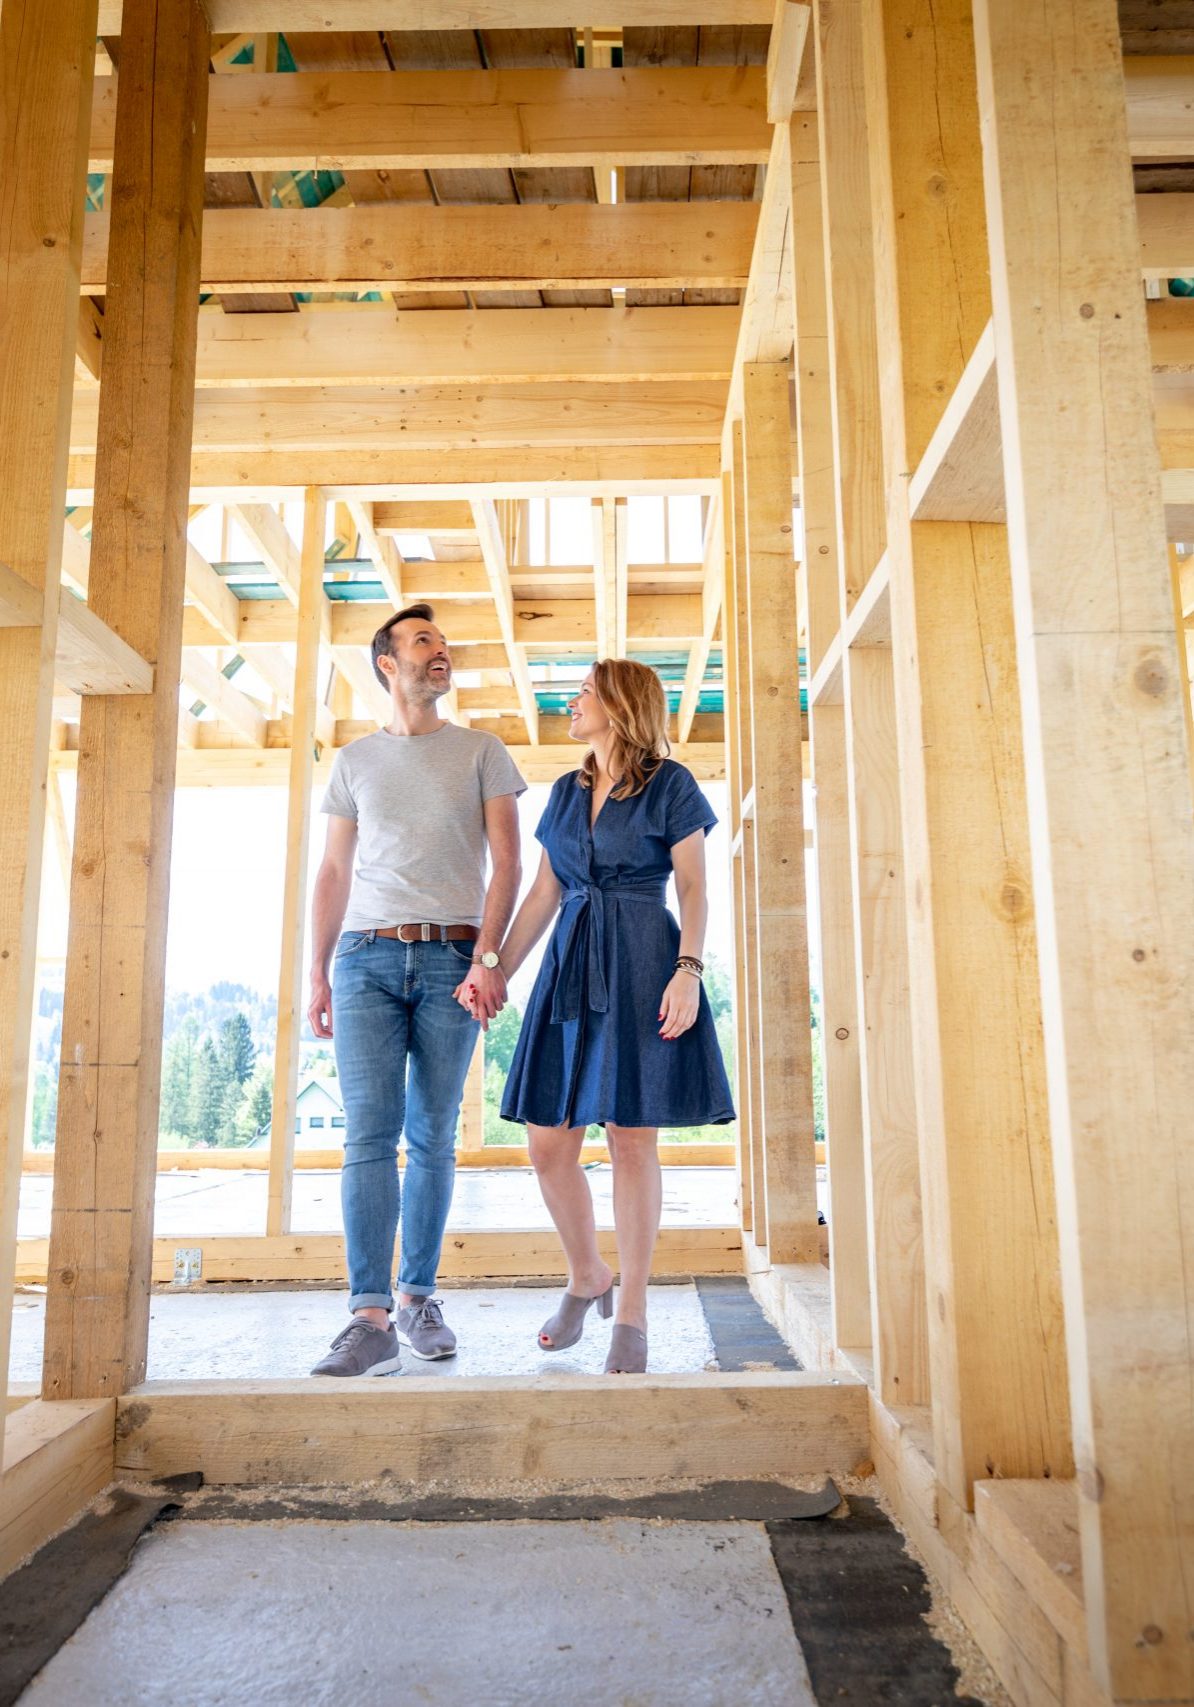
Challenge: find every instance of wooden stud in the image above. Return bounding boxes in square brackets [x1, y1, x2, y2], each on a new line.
[741, 362, 820, 1264]
[841, 643, 928, 1408]
[0, 0, 98, 1439]
[266, 487, 326, 1239]
[862, 0, 1072, 1508]
[766, 0, 813, 122]
[813, 0, 886, 610]
[42, 0, 210, 1403]
[974, 0, 1194, 1692]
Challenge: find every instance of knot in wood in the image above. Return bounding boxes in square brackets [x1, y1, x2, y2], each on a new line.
[1132, 947, 1146, 963]
[1079, 302, 1095, 319]
[1134, 656, 1168, 698]
[834, 1027, 849, 1041]
[1141, 1626, 1164, 1646]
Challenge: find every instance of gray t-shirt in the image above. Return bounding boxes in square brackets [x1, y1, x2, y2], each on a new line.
[321, 723, 526, 931]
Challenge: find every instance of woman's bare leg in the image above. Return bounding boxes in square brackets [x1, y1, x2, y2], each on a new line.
[606, 1124, 662, 1333]
[527, 1121, 614, 1344]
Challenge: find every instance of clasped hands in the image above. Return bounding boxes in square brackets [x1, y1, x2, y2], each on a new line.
[452, 964, 507, 1032]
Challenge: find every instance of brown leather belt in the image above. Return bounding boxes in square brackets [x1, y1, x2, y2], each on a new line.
[373, 923, 479, 943]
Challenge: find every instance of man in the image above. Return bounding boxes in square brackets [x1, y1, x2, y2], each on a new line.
[307, 602, 525, 1377]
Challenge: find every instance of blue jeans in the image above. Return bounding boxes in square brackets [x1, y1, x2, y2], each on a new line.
[331, 932, 480, 1309]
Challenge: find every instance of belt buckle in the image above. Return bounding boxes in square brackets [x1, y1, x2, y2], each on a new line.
[420, 923, 431, 942]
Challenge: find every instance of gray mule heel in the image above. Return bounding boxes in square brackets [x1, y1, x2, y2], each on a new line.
[604, 1323, 648, 1374]
[538, 1283, 614, 1351]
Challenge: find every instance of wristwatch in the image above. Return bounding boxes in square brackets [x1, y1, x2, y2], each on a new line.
[473, 950, 501, 970]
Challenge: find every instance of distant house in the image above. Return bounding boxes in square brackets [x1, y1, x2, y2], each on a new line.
[294, 1076, 345, 1148]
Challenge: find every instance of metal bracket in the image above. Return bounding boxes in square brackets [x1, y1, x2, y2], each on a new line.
[173, 1247, 202, 1285]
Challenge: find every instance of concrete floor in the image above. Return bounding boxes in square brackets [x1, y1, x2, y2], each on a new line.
[9, 1283, 719, 1382]
[16, 1164, 745, 1240]
[18, 1518, 816, 1707]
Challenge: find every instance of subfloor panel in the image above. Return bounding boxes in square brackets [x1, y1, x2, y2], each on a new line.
[11, 1281, 772, 1383]
[18, 1518, 816, 1707]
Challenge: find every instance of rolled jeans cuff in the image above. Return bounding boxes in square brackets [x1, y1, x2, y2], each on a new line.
[396, 1271, 437, 1297]
[348, 1290, 394, 1314]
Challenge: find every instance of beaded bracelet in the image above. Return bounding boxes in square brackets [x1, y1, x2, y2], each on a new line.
[676, 955, 704, 977]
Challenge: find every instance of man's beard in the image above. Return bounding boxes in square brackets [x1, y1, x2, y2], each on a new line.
[397, 660, 450, 703]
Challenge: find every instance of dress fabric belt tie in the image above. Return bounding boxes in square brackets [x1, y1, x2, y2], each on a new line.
[550, 883, 667, 1024]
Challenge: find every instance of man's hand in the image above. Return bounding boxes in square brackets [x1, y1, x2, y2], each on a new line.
[453, 964, 507, 1032]
[308, 974, 334, 1039]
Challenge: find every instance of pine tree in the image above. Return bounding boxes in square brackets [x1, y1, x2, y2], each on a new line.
[189, 1036, 228, 1147]
[218, 1010, 256, 1087]
[160, 1017, 200, 1141]
[245, 1065, 273, 1136]
[219, 1076, 248, 1147]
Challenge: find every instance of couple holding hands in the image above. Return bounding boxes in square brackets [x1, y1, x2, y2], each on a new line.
[307, 602, 734, 1379]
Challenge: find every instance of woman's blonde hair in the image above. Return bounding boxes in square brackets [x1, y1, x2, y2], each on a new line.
[578, 658, 671, 799]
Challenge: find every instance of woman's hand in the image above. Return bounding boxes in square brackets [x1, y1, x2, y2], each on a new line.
[658, 969, 700, 1040]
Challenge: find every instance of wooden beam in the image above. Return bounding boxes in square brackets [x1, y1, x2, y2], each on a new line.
[725, 122, 795, 435]
[473, 498, 541, 744]
[677, 491, 724, 741]
[767, 0, 813, 122]
[112, 1372, 868, 1487]
[43, 0, 210, 1404]
[80, 203, 758, 295]
[0, 559, 43, 627]
[1136, 190, 1194, 279]
[75, 295, 103, 385]
[96, 1, 775, 28]
[1123, 56, 1194, 160]
[190, 303, 739, 390]
[57, 594, 153, 695]
[973, 0, 1194, 1693]
[226, 501, 301, 602]
[344, 498, 402, 607]
[329, 642, 391, 724]
[89, 66, 770, 174]
[0, 0, 99, 1460]
[67, 444, 722, 504]
[184, 541, 240, 642]
[71, 381, 729, 456]
[373, 500, 475, 537]
[180, 650, 266, 746]
[267, 488, 325, 1239]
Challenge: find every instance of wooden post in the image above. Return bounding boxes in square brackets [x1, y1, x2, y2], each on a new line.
[42, 0, 210, 1402]
[0, 0, 97, 1420]
[721, 461, 752, 1235]
[1170, 547, 1194, 797]
[267, 486, 326, 1239]
[973, 0, 1194, 1694]
[728, 424, 767, 1249]
[789, 106, 869, 1346]
[862, 0, 1071, 1508]
[458, 1036, 486, 1154]
[741, 361, 819, 1264]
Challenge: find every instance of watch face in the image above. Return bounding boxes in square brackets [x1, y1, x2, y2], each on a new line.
[481, 951, 500, 969]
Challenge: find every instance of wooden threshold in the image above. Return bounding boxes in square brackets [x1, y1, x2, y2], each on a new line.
[112, 1371, 869, 1486]
[16, 1225, 745, 1286]
[1, 1399, 115, 1579]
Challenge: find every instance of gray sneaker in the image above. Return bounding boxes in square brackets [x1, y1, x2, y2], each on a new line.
[395, 1296, 457, 1361]
[310, 1317, 402, 1377]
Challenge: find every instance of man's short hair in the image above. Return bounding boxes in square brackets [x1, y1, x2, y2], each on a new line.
[371, 602, 437, 687]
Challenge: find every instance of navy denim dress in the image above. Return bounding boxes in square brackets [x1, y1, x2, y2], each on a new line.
[501, 759, 736, 1130]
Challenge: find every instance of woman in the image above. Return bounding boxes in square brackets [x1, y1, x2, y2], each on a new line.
[494, 658, 734, 1373]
